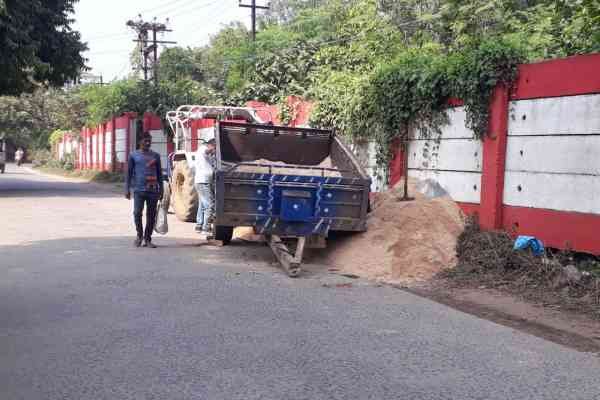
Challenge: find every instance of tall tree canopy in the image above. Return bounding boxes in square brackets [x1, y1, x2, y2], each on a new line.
[5, 0, 599, 153]
[0, 0, 87, 95]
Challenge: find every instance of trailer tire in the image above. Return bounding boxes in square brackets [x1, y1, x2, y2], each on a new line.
[214, 226, 233, 245]
[0, 164, 4, 174]
[171, 161, 198, 222]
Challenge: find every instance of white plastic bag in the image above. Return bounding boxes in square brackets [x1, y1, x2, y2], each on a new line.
[154, 201, 169, 235]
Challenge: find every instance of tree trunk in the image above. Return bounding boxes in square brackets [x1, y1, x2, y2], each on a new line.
[400, 125, 413, 201]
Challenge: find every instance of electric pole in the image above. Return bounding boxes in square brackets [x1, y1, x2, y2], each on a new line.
[239, 0, 270, 41]
[126, 16, 177, 83]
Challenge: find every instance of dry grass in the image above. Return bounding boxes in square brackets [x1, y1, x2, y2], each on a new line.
[443, 216, 600, 319]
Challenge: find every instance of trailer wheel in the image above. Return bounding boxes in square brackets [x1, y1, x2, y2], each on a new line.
[171, 161, 198, 222]
[0, 164, 4, 174]
[214, 226, 234, 245]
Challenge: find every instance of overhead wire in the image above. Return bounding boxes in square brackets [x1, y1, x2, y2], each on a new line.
[177, 1, 230, 37]
[160, 0, 223, 22]
[138, 0, 196, 16]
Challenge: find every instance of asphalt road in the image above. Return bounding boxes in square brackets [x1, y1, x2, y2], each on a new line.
[1, 163, 599, 400]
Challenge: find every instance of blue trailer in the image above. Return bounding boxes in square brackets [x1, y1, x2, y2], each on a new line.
[213, 121, 371, 276]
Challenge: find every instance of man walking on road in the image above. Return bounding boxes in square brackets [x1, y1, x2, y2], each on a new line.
[15, 147, 24, 167]
[194, 138, 216, 236]
[126, 133, 163, 248]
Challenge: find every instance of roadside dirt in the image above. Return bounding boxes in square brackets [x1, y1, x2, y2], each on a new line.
[407, 279, 600, 354]
[318, 179, 600, 354]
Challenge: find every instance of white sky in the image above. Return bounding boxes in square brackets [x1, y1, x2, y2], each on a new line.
[72, 0, 259, 81]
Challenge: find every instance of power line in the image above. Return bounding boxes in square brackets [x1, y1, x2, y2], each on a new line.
[85, 48, 133, 55]
[178, 2, 231, 37]
[127, 17, 178, 83]
[85, 31, 131, 41]
[151, 0, 217, 19]
[138, 0, 195, 16]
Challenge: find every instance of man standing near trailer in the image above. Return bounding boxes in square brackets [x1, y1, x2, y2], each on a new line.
[194, 138, 217, 236]
[125, 133, 164, 248]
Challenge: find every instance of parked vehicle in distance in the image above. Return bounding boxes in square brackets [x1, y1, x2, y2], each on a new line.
[0, 138, 6, 173]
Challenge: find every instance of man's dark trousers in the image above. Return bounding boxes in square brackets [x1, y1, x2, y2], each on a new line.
[133, 191, 160, 241]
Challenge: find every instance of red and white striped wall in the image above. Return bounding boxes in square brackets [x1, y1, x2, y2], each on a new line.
[143, 113, 172, 171]
[500, 53, 600, 254]
[390, 53, 600, 255]
[57, 132, 77, 161]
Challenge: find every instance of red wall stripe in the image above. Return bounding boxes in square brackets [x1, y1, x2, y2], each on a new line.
[191, 120, 199, 152]
[389, 139, 404, 187]
[115, 116, 129, 129]
[503, 206, 600, 255]
[456, 202, 480, 217]
[512, 53, 600, 100]
[479, 85, 509, 230]
[143, 113, 162, 131]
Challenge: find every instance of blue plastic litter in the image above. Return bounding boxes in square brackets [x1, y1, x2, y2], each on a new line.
[514, 235, 545, 256]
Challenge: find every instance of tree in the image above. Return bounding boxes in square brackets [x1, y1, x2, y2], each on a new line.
[0, 0, 87, 95]
[158, 47, 204, 83]
[0, 88, 86, 148]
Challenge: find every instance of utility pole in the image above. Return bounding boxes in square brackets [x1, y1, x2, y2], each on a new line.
[239, 0, 270, 41]
[126, 16, 177, 83]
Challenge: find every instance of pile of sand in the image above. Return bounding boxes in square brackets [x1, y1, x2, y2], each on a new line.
[324, 181, 464, 284]
[236, 157, 342, 177]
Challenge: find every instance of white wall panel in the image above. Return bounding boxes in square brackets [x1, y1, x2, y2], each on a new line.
[350, 140, 382, 192]
[115, 128, 127, 163]
[411, 107, 475, 140]
[150, 130, 168, 170]
[506, 136, 600, 175]
[104, 132, 112, 164]
[504, 171, 600, 214]
[408, 169, 481, 203]
[509, 94, 600, 136]
[92, 134, 98, 164]
[408, 139, 482, 172]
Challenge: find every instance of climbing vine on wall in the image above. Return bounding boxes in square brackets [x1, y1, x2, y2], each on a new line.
[311, 39, 526, 171]
[450, 39, 525, 140]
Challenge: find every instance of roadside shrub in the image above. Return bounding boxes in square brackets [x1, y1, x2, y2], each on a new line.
[31, 149, 52, 167]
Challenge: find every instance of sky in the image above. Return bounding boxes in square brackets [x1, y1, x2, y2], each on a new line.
[72, 0, 258, 82]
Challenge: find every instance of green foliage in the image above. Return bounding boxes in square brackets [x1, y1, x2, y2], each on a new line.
[239, 40, 320, 104]
[312, 39, 524, 168]
[366, 49, 451, 165]
[450, 38, 525, 139]
[78, 79, 217, 127]
[0, 88, 86, 149]
[49, 129, 67, 146]
[309, 70, 373, 139]
[30, 148, 52, 166]
[506, 1, 600, 59]
[0, 0, 87, 95]
[313, 0, 403, 72]
[6, 0, 598, 162]
[158, 47, 204, 82]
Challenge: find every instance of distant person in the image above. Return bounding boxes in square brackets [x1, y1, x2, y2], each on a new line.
[125, 133, 163, 248]
[15, 148, 24, 166]
[194, 138, 216, 236]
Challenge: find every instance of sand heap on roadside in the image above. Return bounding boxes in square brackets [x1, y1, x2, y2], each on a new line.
[324, 180, 465, 284]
